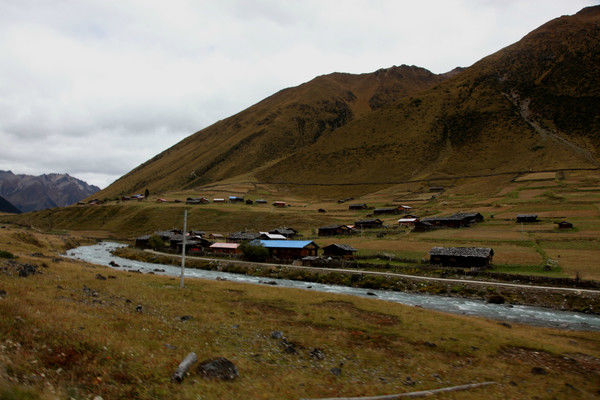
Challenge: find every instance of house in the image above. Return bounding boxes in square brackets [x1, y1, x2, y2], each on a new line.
[209, 242, 241, 254]
[517, 214, 538, 223]
[208, 233, 224, 240]
[318, 225, 352, 237]
[251, 240, 319, 259]
[354, 219, 383, 229]
[373, 207, 401, 215]
[135, 234, 151, 248]
[213, 198, 225, 203]
[269, 227, 298, 238]
[273, 201, 287, 207]
[348, 203, 367, 210]
[255, 199, 267, 204]
[421, 212, 483, 228]
[429, 247, 494, 267]
[186, 197, 209, 204]
[400, 205, 412, 213]
[229, 196, 244, 203]
[176, 238, 213, 254]
[227, 232, 260, 242]
[259, 232, 287, 240]
[556, 221, 573, 229]
[245, 199, 253, 205]
[398, 218, 418, 226]
[323, 244, 357, 258]
[412, 220, 434, 232]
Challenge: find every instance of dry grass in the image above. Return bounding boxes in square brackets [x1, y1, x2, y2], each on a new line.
[514, 172, 557, 182]
[1, 225, 600, 399]
[545, 249, 600, 280]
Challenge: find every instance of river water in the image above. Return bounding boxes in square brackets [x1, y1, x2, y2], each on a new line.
[65, 242, 600, 331]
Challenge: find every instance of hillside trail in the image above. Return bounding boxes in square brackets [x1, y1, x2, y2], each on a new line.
[503, 90, 599, 167]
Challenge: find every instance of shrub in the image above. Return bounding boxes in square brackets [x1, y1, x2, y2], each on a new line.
[240, 241, 269, 262]
[148, 234, 168, 251]
[0, 250, 15, 259]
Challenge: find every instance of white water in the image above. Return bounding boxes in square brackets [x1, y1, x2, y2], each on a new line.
[65, 242, 600, 331]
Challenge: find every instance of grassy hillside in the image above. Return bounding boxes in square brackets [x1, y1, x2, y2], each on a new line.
[95, 6, 600, 200]
[1, 225, 599, 399]
[99, 65, 445, 198]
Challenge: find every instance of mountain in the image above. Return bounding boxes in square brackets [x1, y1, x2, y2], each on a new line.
[0, 195, 20, 214]
[0, 171, 100, 212]
[97, 6, 600, 198]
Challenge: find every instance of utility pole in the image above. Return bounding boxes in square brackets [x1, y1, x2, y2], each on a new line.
[180, 209, 187, 288]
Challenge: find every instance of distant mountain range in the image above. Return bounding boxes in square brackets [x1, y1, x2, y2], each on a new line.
[0, 195, 20, 214]
[95, 6, 600, 198]
[0, 170, 100, 212]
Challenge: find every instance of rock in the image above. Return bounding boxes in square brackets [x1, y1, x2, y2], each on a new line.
[0, 289, 6, 298]
[164, 343, 177, 350]
[153, 268, 165, 272]
[531, 366, 547, 375]
[197, 357, 239, 381]
[486, 295, 505, 304]
[310, 348, 324, 360]
[93, 396, 103, 400]
[282, 339, 298, 354]
[180, 315, 193, 321]
[216, 277, 227, 281]
[367, 292, 377, 296]
[95, 273, 107, 280]
[109, 261, 119, 267]
[330, 367, 342, 376]
[18, 263, 38, 277]
[108, 275, 116, 279]
[270, 331, 284, 339]
[260, 280, 277, 285]
[403, 376, 416, 386]
[424, 341, 437, 348]
[56, 285, 63, 289]
[498, 322, 512, 328]
[136, 304, 143, 313]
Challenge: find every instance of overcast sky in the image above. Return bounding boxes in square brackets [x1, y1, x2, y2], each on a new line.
[0, 0, 596, 188]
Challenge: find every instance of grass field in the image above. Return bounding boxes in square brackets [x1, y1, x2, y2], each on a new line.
[1, 225, 600, 399]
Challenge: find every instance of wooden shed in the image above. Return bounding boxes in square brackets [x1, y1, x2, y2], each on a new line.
[516, 214, 538, 223]
[318, 225, 352, 237]
[322, 244, 357, 258]
[556, 221, 573, 229]
[348, 203, 368, 210]
[429, 247, 494, 268]
[209, 242, 241, 255]
[354, 219, 383, 229]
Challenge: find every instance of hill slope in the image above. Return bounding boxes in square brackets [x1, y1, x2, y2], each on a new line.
[0, 170, 100, 212]
[98, 6, 600, 198]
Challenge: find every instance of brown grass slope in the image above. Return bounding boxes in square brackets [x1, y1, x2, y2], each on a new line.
[258, 6, 600, 186]
[99, 65, 444, 198]
[99, 6, 600, 198]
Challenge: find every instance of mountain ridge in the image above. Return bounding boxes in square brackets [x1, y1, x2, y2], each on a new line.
[96, 5, 600, 198]
[0, 170, 100, 212]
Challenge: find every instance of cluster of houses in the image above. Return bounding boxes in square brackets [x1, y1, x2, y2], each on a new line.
[135, 227, 358, 261]
[184, 196, 284, 207]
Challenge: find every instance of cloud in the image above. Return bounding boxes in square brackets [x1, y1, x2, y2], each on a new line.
[0, 0, 595, 188]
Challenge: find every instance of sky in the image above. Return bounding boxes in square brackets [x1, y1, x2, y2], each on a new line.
[0, 0, 597, 189]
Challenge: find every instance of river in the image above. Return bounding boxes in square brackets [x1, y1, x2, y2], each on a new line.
[65, 242, 600, 331]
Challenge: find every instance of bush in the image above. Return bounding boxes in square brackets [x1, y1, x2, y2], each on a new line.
[148, 234, 168, 251]
[0, 250, 15, 259]
[240, 241, 269, 262]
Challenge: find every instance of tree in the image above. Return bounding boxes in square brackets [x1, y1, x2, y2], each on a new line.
[240, 241, 269, 262]
[144, 188, 150, 199]
[148, 234, 167, 251]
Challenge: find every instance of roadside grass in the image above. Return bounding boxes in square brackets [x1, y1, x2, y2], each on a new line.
[1, 225, 600, 399]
